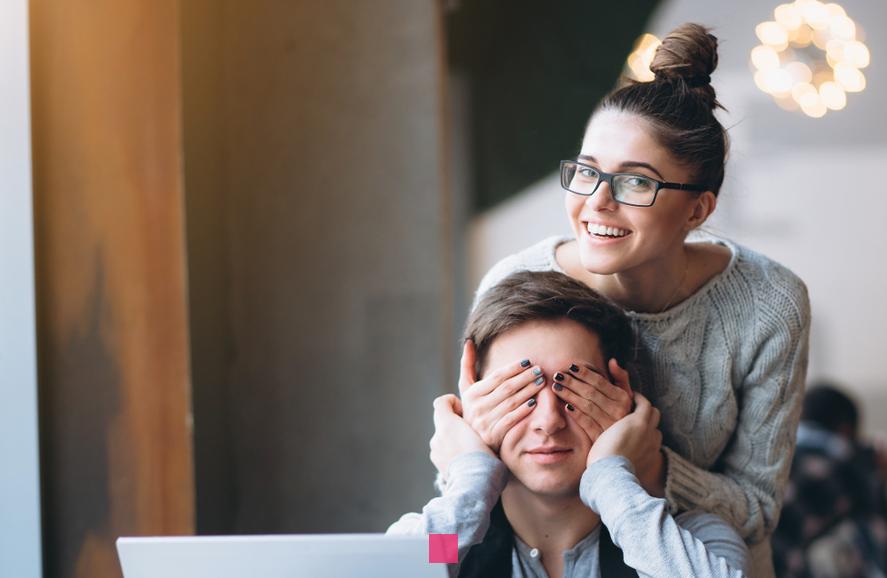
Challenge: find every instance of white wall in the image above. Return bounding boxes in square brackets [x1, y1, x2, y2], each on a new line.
[469, 0, 887, 433]
[0, 1, 42, 577]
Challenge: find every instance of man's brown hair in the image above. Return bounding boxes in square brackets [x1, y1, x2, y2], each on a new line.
[465, 270, 634, 377]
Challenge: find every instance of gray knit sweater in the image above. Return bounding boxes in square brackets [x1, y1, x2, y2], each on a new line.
[473, 235, 811, 578]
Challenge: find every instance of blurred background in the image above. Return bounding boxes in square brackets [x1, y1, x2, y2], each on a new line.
[1, 1, 885, 577]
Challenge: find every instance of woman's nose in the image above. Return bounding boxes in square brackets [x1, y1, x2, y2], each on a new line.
[585, 180, 618, 210]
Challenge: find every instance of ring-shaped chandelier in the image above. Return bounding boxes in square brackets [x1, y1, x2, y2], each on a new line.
[751, 0, 870, 118]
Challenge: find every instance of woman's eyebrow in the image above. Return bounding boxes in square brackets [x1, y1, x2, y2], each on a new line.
[577, 154, 665, 180]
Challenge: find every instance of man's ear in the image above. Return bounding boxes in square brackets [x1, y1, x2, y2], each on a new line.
[686, 191, 718, 232]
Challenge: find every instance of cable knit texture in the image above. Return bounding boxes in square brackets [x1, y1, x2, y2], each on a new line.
[473, 234, 811, 578]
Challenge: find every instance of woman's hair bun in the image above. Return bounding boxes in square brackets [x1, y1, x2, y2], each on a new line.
[649, 23, 720, 107]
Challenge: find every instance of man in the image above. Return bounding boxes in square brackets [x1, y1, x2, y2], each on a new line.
[772, 383, 887, 577]
[388, 271, 748, 577]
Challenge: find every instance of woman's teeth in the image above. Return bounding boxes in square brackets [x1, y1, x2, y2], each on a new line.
[587, 223, 629, 237]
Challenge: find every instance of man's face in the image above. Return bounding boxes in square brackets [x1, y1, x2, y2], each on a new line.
[485, 319, 607, 497]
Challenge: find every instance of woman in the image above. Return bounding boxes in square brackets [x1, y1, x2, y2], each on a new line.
[451, 23, 810, 578]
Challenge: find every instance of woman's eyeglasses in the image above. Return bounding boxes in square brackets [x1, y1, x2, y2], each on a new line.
[560, 160, 707, 207]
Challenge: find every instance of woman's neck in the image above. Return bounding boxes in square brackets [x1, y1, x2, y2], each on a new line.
[501, 482, 600, 561]
[561, 241, 690, 313]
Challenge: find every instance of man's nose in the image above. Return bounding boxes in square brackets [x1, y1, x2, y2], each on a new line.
[529, 386, 567, 436]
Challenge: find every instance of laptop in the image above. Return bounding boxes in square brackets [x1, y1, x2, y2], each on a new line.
[117, 534, 450, 578]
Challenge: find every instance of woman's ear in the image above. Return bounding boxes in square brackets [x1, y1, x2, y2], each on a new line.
[686, 191, 718, 231]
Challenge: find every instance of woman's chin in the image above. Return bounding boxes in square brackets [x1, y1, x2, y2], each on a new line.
[577, 246, 625, 276]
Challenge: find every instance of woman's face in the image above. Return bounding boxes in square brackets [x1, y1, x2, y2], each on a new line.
[565, 110, 707, 275]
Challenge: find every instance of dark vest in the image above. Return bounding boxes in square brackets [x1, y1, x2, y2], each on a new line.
[458, 500, 637, 578]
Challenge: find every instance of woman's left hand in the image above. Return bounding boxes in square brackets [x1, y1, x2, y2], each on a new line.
[583, 392, 666, 497]
[551, 358, 634, 441]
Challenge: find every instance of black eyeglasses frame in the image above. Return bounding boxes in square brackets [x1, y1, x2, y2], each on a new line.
[559, 160, 708, 207]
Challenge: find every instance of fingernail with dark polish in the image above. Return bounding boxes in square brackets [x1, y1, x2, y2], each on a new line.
[553, 383, 564, 392]
[535, 376, 545, 385]
[570, 364, 580, 373]
[533, 367, 543, 376]
[566, 403, 575, 412]
[521, 359, 531, 368]
[527, 398, 536, 407]
[554, 372, 565, 382]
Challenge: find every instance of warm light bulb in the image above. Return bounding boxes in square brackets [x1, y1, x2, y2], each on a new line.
[799, 91, 827, 117]
[818, 81, 847, 109]
[842, 41, 870, 68]
[625, 33, 661, 82]
[789, 24, 814, 46]
[774, 3, 803, 30]
[786, 61, 813, 83]
[824, 3, 846, 19]
[833, 63, 866, 92]
[801, 0, 830, 30]
[751, 45, 781, 70]
[829, 16, 856, 40]
[756, 21, 789, 49]
[791, 82, 817, 104]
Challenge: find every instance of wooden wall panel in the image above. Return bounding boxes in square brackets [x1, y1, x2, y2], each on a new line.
[29, 1, 194, 577]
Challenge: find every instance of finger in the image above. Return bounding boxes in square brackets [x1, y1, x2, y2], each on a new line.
[458, 340, 477, 393]
[552, 383, 618, 430]
[486, 365, 545, 406]
[554, 371, 629, 418]
[452, 395, 464, 417]
[488, 397, 538, 444]
[650, 406, 661, 429]
[564, 402, 604, 441]
[486, 378, 546, 425]
[467, 358, 535, 398]
[432, 394, 458, 429]
[433, 394, 459, 413]
[608, 358, 633, 395]
[632, 392, 655, 422]
[565, 365, 629, 405]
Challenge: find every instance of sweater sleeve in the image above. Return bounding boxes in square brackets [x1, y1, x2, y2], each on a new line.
[583, 456, 749, 577]
[386, 452, 508, 577]
[662, 277, 811, 543]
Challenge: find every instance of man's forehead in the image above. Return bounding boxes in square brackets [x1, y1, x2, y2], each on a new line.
[486, 319, 607, 370]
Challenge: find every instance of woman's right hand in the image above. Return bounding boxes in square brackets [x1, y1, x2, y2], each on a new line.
[458, 339, 545, 453]
[429, 394, 495, 477]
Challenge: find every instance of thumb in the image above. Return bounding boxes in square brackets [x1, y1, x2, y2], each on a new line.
[452, 395, 464, 417]
[632, 391, 653, 420]
[609, 358, 632, 395]
[432, 394, 459, 428]
[458, 339, 478, 393]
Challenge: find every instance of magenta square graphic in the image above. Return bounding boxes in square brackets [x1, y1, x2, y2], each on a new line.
[428, 533, 458, 563]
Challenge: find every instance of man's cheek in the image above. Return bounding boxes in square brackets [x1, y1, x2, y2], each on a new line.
[499, 423, 526, 460]
[570, 419, 595, 445]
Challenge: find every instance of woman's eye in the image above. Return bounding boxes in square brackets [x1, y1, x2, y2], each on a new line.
[578, 168, 598, 178]
[625, 177, 653, 190]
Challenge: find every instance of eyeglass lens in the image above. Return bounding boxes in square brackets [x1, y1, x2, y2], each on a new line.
[561, 161, 657, 206]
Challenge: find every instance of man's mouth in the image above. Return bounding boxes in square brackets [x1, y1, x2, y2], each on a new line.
[527, 446, 571, 454]
[526, 446, 573, 464]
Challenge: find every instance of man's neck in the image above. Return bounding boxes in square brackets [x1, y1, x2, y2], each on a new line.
[500, 481, 601, 557]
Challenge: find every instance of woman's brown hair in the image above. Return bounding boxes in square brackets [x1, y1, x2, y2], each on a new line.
[598, 23, 729, 195]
